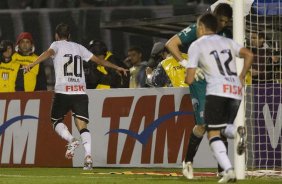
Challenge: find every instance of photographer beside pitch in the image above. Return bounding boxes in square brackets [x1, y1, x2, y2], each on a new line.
[185, 13, 253, 183]
[23, 23, 128, 170]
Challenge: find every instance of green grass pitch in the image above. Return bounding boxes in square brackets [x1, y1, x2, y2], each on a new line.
[0, 168, 281, 184]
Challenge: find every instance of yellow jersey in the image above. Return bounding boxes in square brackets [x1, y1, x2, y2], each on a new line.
[0, 61, 21, 92]
[12, 52, 39, 92]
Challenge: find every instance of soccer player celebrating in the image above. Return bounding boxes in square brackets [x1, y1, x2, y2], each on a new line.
[23, 23, 128, 170]
[185, 13, 253, 183]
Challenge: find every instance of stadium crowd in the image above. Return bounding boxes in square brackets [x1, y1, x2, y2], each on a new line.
[0, 31, 280, 92]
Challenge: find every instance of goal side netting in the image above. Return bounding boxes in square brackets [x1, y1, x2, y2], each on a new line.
[244, 0, 282, 178]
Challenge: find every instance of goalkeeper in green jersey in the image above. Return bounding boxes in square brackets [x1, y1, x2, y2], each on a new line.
[165, 3, 233, 179]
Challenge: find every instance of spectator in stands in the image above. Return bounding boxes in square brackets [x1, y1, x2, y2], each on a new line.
[146, 42, 190, 87]
[126, 46, 147, 88]
[147, 42, 167, 70]
[12, 32, 47, 91]
[249, 31, 279, 83]
[273, 49, 281, 83]
[84, 39, 129, 89]
[0, 40, 23, 92]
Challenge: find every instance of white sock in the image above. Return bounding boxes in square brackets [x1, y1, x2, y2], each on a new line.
[54, 122, 74, 143]
[81, 131, 91, 158]
[210, 138, 232, 171]
[222, 124, 236, 139]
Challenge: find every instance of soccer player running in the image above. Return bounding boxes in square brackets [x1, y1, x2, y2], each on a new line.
[165, 3, 233, 179]
[23, 23, 128, 170]
[185, 13, 253, 183]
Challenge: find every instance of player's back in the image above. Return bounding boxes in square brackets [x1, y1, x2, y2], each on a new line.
[190, 34, 242, 99]
[50, 40, 93, 95]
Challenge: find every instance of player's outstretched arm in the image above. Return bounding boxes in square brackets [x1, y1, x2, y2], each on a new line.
[22, 48, 54, 73]
[90, 55, 128, 76]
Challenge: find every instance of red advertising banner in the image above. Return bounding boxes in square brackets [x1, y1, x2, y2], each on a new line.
[0, 88, 206, 168]
[0, 91, 72, 167]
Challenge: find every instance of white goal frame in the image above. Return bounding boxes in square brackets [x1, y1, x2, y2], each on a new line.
[233, 0, 246, 180]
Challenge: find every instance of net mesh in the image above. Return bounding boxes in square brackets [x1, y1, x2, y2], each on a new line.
[244, 0, 282, 178]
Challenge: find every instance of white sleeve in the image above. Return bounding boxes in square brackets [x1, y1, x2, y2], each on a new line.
[49, 42, 58, 54]
[230, 40, 243, 57]
[80, 45, 93, 62]
[187, 42, 200, 68]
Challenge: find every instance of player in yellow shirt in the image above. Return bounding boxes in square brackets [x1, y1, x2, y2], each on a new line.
[0, 40, 23, 92]
[13, 32, 47, 91]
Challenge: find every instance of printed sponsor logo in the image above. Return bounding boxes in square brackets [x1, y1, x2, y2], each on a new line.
[0, 100, 40, 164]
[106, 111, 193, 145]
[223, 84, 242, 95]
[263, 103, 282, 149]
[2, 72, 9, 80]
[102, 94, 195, 164]
[65, 85, 84, 92]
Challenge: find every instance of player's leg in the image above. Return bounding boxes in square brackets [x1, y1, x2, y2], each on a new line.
[74, 117, 92, 170]
[72, 94, 92, 170]
[51, 93, 79, 159]
[208, 130, 236, 183]
[205, 95, 236, 183]
[217, 136, 228, 177]
[226, 99, 246, 155]
[183, 80, 206, 179]
[185, 125, 205, 163]
[183, 125, 205, 179]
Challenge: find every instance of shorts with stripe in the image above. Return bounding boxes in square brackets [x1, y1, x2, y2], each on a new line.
[189, 79, 207, 125]
[204, 95, 241, 130]
[51, 93, 89, 124]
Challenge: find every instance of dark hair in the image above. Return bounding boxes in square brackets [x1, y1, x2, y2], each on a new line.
[55, 23, 70, 39]
[214, 3, 233, 19]
[88, 40, 108, 56]
[0, 40, 13, 53]
[250, 31, 266, 39]
[128, 46, 143, 54]
[257, 32, 265, 39]
[0, 40, 14, 63]
[198, 13, 218, 33]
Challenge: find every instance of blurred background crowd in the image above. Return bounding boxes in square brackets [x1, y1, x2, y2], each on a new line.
[0, 0, 217, 9]
[0, 0, 281, 92]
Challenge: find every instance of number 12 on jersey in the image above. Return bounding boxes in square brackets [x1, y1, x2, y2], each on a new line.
[210, 49, 237, 76]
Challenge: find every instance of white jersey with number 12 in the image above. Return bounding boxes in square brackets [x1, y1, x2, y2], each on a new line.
[187, 34, 243, 100]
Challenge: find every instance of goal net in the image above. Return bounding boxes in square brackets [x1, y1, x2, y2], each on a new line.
[244, 0, 282, 177]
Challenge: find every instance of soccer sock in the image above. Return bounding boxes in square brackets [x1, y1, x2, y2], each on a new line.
[217, 137, 228, 173]
[54, 122, 74, 143]
[185, 132, 203, 162]
[210, 137, 232, 172]
[80, 128, 91, 158]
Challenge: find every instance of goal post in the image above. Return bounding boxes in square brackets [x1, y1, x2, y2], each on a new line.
[232, 0, 282, 178]
[233, 0, 246, 180]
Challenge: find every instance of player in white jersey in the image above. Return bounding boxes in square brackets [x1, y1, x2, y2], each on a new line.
[185, 13, 253, 183]
[23, 23, 128, 170]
